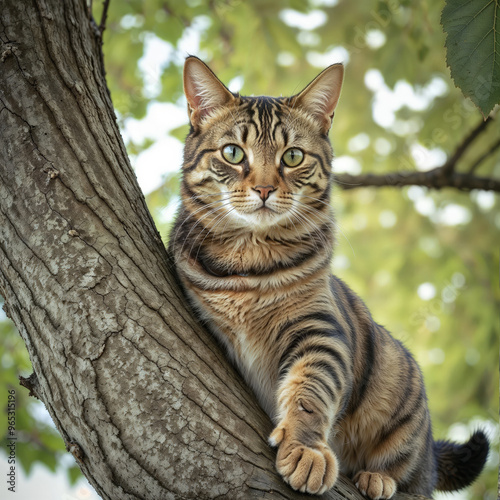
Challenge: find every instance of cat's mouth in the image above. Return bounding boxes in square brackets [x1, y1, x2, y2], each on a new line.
[234, 203, 286, 228]
[252, 206, 281, 220]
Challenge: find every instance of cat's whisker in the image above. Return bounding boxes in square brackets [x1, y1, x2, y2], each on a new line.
[171, 197, 233, 247]
[286, 208, 319, 247]
[181, 202, 231, 242]
[192, 207, 238, 266]
[291, 202, 332, 243]
[287, 206, 330, 254]
[288, 198, 335, 229]
[192, 190, 238, 198]
[290, 192, 333, 208]
[218, 209, 239, 244]
[290, 196, 355, 256]
[273, 202, 318, 244]
[176, 202, 233, 263]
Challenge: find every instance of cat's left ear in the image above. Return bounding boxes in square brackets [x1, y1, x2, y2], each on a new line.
[291, 63, 344, 134]
[184, 56, 235, 129]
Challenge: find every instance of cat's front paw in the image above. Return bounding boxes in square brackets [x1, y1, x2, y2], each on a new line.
[353, 471, 396, 500]
[269, 426, 338, 495]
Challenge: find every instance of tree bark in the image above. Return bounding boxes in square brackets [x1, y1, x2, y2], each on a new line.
[0, 1, 428, 499]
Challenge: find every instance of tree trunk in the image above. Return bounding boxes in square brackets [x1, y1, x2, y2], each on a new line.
[0, 1, 428, 499]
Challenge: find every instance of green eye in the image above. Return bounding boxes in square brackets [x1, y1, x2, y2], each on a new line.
[222, 144, 245, 164]
[282, 148, 304, 167]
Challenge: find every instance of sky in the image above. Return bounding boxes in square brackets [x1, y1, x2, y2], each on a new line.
[1, 455, 99, 500]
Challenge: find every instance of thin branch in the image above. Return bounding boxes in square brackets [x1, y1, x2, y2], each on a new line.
[99, 0, 110, 35]
[335, 169, 500, 192]
[441, 116, 493, 175]
[468, 137, 500, 174]
[335, 115, 499, 192]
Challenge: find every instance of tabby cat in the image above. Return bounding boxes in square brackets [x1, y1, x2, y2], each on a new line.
[169, 56, 489, 498]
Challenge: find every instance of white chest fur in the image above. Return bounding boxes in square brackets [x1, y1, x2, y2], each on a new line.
[232, 328, 276, 419]
[184, 279, 282, 421]
[205, 317, 277, 420]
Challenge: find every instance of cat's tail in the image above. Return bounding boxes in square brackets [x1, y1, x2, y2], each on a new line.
[434, 429, 489, 491]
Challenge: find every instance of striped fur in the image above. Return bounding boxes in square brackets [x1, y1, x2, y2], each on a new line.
[169, 56, 489, 498]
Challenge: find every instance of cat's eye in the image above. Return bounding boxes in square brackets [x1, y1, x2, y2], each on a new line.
[282, 148, 304, 167]
[222, 144, 245, 164]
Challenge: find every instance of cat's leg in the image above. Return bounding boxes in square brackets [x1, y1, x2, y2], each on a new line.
[269, 395, 338, 494]
[269, 335, 351, 495]
[344, 339, 436, 499]
[350, 416, 436, 499]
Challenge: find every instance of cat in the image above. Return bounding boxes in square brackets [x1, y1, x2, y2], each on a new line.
[169, 56, 489, 498]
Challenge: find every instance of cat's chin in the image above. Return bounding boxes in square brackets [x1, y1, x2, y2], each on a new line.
[234, 207, 286, 230]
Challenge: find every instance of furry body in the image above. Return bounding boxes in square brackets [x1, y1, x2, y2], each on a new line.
[170, 57, 489, 498]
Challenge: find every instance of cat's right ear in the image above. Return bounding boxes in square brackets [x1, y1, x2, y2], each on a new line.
[183, 56, 234, 129]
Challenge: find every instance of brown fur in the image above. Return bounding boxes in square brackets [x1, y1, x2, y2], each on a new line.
[169, 56, 489, 498]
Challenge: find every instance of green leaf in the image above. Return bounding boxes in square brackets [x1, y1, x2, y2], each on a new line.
[68, 465, 83, 485]
[126, 138, 155, 157]
[442, 0, 500, 116]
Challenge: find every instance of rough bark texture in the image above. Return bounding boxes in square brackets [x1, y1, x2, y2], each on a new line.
[0, 1, 429, 499]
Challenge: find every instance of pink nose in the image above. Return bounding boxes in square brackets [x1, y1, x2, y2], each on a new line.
[253, 185, 276, 202]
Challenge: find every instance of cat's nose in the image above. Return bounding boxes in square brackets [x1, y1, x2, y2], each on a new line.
[253, 185, 276, 202]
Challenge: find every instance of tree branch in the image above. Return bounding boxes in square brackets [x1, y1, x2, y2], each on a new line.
[99, 0, 110, 35]
[468, 136, 500, 174]
[335, 116, 499, 192]
[335, 169, 500, 192]
[441, 116, 493, 175]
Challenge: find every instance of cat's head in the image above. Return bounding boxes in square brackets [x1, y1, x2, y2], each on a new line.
[181, 56, 343, 233]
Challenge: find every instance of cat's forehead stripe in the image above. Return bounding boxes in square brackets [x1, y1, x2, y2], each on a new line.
[237, 96, 289, 146]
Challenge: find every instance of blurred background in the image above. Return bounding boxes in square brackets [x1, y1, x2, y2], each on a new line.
[1, 0, 498, 498]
